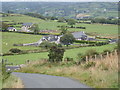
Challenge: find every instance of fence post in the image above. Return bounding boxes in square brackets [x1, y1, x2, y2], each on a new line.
[95, 54, 97, 60]
[107, 52, 109, 57]
[114, 49, 117, 55]
[110, 52, 113, 57]
[100, 54, 103, 60]
[86, 56, 88, 61]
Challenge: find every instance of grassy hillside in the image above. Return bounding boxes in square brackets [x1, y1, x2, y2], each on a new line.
[3, 44, 117, 65]
[2, 14, 118, 37]
[2, 32, 42, 53]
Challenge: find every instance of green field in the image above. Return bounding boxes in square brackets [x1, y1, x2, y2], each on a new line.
[2, 32, 43, 53]
[3, 44, 117, 65]
[2, 14, 118, 36]
[2, 14, 118, 65]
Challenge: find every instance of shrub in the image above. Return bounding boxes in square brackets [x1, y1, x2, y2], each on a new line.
[40, 41, 57, 49]
[48, 46, 65, 62]
[75, 40, 96, 44]
[84, 61, 96, 69]
[77, 53, 86, 62]
[101, 49, 111, 55]
[64, 57, 74, 62]
[57, 44, 62, 47]
[85, 49, 99, 57]
[9, 48, 22, 53]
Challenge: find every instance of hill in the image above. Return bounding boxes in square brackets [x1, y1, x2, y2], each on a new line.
[2, 2, 118, 18]
[2, 13, 118, 37]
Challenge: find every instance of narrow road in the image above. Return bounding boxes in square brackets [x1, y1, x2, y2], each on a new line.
[12, 72, 92, 88]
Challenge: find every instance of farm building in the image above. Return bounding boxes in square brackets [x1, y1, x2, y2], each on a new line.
[72, 31, 88, 40]
[21, 23, 33, 32]
[7, 27, 17, 31]
[22, 31, 94, 46]
[76, 14, 90, 19]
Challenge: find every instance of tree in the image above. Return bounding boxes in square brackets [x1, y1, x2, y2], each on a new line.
[0, 22, 9, 31]
[9, 48, 22, 53]
[40, 41, 57, 49]
[30, 24, 39, 34]
[58, 17, 66, 22]
[59, 25, 68, 35]
[60, 33, 75, 46]
[48, 46, 65, 62]
[67, 19, 76, 28]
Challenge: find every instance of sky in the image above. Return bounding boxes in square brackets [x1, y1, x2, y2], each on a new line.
[1, 0, 120, 2]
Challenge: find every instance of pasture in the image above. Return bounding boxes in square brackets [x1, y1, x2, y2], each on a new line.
[3, 44, 117, 65]
[2, 14, 118, 37]
[2, 32, 42, 53]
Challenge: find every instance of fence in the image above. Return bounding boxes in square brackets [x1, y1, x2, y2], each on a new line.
[85, 49, 118, 61]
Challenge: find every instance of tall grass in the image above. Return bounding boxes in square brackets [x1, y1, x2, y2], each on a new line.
[17, 51, 118, 88]
[3, 75, 24, 88]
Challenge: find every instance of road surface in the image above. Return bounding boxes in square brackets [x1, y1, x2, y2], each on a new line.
[12, 72, 93, 88]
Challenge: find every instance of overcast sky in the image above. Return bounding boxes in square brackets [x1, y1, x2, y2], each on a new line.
[1, 0, 120, 2]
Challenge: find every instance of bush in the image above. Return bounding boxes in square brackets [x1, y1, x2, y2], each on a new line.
[75, 40, 96, 44]
[57, 44, 62, 47]
[84, 61, 96, 69]
[40, 41, 57, 49]
[48, 46, 65, 62]
[9, 48, 22, 53]
[85, 49, 99, 57]
[95, 42, 109, 46]
[64, 57, 74, 62]
[101, 49, 111, 55]
[3, 53, 14, 56]
[77, 53, 86, 62]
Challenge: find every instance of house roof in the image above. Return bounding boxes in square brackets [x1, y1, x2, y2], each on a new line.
[87, 38, 96, 41]
[42, 35, 59, 42]
[22, 23, 33, 26]
[72, 31, 87, 39]
[76, 14, 90, 18]
[7, 27, 15, 29]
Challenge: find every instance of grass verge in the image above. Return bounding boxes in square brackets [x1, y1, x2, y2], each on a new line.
[3, 75, 24, 88]
[16, 52, 118, 88]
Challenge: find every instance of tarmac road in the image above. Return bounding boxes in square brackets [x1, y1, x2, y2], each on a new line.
[12, 72, 93, 88]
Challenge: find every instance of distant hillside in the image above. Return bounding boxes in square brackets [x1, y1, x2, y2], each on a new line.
[2, 2, 118, 18]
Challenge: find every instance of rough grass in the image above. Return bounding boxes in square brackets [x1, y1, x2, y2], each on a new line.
[3, 44, 117, 65]
[3, 75, 24, 88]
[16, 52, 118, 88]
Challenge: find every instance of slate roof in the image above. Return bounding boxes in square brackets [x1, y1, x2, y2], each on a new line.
[72, 31, 87, 39]
[7, 27, 15, 29]
[22, 23, 33, 26]
[42, 35, 59, 42]
[87, 38, 96, 41]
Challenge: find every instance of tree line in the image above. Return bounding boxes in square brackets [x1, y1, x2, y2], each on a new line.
[91, 18, 119, 25]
